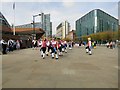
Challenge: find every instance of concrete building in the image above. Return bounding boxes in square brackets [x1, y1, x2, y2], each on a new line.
[76, 9, 119, 39]
[56, 21, 70, 39]
[66, 30, 76, 40]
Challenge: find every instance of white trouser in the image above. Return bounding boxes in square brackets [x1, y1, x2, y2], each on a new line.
[65, 49, 67, 53]
[55, 54, 58, 59]
[89, 51, 92, 54]
[86, 48, 88, 53]
[62, 48, 64, 52]
[46, 51, 48, 55]
[41, 50, 43, 56]
[43, 53, 45, 58]
[52, 53, 54, 58]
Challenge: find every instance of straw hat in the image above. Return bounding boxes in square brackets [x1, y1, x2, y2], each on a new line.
[88, 37, 91, 41]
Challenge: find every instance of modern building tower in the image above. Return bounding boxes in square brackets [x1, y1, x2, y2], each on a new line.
[76, 9, 118, 39]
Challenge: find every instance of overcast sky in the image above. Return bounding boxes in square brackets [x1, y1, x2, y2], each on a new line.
[1, 0, 119, 35]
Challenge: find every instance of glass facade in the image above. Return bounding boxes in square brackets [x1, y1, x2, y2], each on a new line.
[44, 14, 51, 37]
[50, 22, 52, 37]
[76, 9, 118, 39]
[41, 13, 52, 37]
[97, 9, 118, 32]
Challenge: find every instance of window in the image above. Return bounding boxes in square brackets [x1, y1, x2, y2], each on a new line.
[107, 21, 110, 31]
[86, 28, 89, 35]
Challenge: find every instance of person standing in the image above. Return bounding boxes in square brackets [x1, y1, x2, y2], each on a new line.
[0, 39, 7, 54]
[32, 39, 37, 50]
[94, 41, 97, 49]
[8, 39, 14, 52]
[0, 40, 2, 54]
[112, 41, 116, 49]
[109, 41, 113, 49]
[106, 42, 109, 48]
[16, 40, 20, 50]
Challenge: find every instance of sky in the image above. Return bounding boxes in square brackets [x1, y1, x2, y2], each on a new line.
[1, 0, 119, 35]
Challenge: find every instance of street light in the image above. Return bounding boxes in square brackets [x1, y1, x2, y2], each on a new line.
[32, 14, 41, 40]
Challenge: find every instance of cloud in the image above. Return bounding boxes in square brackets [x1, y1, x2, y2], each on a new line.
[1, 0, 120, 2]
[1, 2, 118, 35]
[108, 3, 118, 19]
[62, 0, 76, 8]
[45, 7, 83, 34]
[62, 2, 75, 8]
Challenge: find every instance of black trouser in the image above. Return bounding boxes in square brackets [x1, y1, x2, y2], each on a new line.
[51, 47, 57, 54]
[2, 44, 7, 54]
[58, 47, 62, 52]
[9, 46, 13, 52]
[64, 44, 67, 49]
[110, 45, 113, 49]
[69, 44, 71, 48]
[48, 46, 52, 52]
[41, 47, 46, 53]
[86, 46, 91, 51]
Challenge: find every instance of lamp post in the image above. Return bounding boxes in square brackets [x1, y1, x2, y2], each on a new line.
[32, 14, 41, 40]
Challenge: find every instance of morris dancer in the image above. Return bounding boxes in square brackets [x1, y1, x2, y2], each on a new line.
[51, 38, 58, 59]
[61, 40, 65, 52]
[41, 38, 47, 59]
[68, 40, 72, 50]
[57, 40, 63, 56]
[64, 40, 67, 53]
[46, 39, 52, 56]
[39, 39, 43, 57]
[85, 37, 92, 55]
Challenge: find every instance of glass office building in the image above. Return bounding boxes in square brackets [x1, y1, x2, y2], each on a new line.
[41, 13, 52, 37]
[50, 22, 52, 37]
[76, 9, 118, 39]
[44, 14, 51, 37]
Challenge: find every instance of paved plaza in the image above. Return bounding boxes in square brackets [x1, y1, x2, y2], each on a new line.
[1, 46, 119, 88]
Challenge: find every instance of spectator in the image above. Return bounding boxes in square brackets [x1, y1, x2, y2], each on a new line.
[16, 40, 20, 50]
[0, 39, 7, 54]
